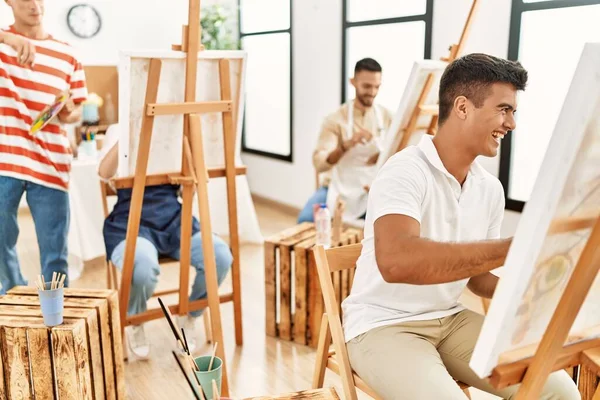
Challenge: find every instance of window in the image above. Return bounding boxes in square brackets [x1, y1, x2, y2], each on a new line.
[239, 0, 293, 161]
[342, 0, 433, 112]
[501, 0, 600, 211]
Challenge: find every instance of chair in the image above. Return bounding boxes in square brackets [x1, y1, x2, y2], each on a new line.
[311, 243, 472, 400]
[99, 181, 212, 345]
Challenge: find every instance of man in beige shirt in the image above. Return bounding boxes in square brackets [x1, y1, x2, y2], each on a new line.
[298, 58, 393, 223]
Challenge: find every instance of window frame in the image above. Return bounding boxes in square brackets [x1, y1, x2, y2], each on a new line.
[500, 0, 600, 212]
[341, 0, 434, 104]
[238, 0, 294, 162]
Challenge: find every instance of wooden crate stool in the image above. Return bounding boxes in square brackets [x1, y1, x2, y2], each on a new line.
[264, 223, 362, 347]
[244, 387, 340, 399]
[0, 286, 125, 399]
[311, 244, 472, 400]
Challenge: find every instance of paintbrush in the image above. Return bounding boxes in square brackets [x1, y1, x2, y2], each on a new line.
[212, 379, 220, 400]
[172, 351, 204, 400]
[58, 273, 66, 288]
[158, 297, 187, 352]
[208, 342, 218, 371]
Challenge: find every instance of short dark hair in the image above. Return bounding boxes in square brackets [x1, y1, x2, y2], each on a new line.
[438, 53, 528, 125]
[354, 58, 382, 74]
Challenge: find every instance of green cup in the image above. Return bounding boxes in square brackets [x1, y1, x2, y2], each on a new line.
[194, 355, 222, 399]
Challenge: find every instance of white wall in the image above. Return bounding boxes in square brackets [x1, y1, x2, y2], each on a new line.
[242, 0, 522, 235]
[0, 0, 235, 65]
[2, 0, 522, 234]
[242, 0, 343, 212]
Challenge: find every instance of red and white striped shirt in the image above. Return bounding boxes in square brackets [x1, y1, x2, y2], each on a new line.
[0, 25, 87, 191]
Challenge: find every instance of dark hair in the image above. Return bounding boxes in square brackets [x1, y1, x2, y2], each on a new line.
[354, 58, 382, 74]
[438, 53, 528, 125]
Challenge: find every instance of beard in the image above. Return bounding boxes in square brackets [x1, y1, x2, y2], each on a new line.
[357, 94, 374, 107]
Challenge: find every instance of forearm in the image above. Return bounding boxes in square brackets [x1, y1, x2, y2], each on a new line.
[59, 105, 82, 124]
[325, 145, 345, 166]
[467, 273, 499, 299]
[0, 32, 8, 44]
[376, 236, 511, 285]
[313, 149, 335, 173]
[98, 143, 118, 180]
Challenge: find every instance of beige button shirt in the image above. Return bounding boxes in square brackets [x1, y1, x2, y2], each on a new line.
[313, 102, 393, 186]
[312, 101, 393, 220]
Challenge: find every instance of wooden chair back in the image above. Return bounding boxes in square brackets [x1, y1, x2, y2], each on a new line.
[311, 243, 472, 400]
[311, 243, 381, 400]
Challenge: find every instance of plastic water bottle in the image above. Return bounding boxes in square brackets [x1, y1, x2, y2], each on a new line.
[315, 203, 332, 249]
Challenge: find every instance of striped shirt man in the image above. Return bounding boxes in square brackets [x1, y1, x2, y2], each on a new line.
[0, 25, 88, 191]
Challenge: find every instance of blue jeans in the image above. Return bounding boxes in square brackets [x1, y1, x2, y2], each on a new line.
[298, 186, 328, 223]
[110, 232, 232, 317]
[0, 176, 70, 294]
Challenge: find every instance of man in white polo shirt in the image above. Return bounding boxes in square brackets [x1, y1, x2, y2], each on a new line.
[342, 54, 580, 399]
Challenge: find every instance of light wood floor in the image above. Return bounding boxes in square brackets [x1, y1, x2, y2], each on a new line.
[14, 200, 496, 399]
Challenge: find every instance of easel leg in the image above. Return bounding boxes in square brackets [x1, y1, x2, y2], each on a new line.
[178, 183, 194, 316]
[218, 59, 243, 346]
[514, 219, 600, 399]
[119, 58, 162, 347]
[188, 113, 230, 396]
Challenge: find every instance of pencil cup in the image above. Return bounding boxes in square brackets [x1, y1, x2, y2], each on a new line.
[194, 355, 222, 400]
[38, 283, 64, 327]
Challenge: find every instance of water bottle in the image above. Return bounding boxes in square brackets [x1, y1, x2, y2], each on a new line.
[315, 203, 332, 249]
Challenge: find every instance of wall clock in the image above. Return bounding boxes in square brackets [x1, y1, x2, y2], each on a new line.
[67, 4, 102, 39]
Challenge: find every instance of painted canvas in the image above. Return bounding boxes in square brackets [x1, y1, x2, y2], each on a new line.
[470, 42, 600, 379]
[116, 49, 262, 244]
[376, 59, 447, 169]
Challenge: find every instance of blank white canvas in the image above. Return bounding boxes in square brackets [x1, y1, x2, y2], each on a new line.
[376, 59, 447, 169]
[470, 42, 600, 379]
[116, 49, 263, 244]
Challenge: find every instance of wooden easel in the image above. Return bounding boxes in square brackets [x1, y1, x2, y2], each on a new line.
[394, 0, 481, 152]
[112, 0, 244, 395]
[487, 215, 600, 399]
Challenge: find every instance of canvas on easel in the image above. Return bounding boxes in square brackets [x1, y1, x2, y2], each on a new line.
[117, 50, 263, 244]
[469, 42, 600, 397]
[376, 59, 447, 169]
[375, 0, 481, 169]
[110, 0, 244, 396]
[117, 51, 246, 176]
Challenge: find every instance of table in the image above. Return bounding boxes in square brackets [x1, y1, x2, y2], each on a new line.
[264, 222, 363, 347]
[68, 158, 108, 279]
[0, 286, 125, 399]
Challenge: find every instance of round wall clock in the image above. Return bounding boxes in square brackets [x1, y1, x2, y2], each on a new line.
[67, 4, 102, 39]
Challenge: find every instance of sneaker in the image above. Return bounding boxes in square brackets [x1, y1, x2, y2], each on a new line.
[179, 315, 198, 354]
[126, 325, 150, 359]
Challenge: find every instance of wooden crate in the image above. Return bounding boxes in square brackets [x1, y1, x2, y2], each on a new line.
[244, 387, 340, 399]
[0, 286, 125, 400]
[264, 222, 362, 347]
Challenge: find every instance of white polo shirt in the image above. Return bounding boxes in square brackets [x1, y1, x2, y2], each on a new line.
[342, 135, 505, 342]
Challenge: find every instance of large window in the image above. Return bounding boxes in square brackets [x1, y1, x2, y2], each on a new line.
[239, 0, 293, 161]
[501, 0, 600, 211]
[342, 0, 433, 112]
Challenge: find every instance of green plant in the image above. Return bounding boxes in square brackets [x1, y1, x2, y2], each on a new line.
[201, 5, 239, 50]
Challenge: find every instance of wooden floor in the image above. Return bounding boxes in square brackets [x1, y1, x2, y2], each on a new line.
[14, 200, 496, 399]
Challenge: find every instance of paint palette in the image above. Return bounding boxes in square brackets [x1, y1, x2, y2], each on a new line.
[29, 91, 70, 135]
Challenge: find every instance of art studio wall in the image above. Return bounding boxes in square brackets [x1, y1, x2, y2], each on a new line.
[0, 0, 233, 64]
[241, 0, 521, 237]
[0, 0, 521, 235]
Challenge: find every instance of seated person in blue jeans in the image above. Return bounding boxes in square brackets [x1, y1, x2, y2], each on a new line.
[298, 58, 392, 223]
[98, 125, 232, 359]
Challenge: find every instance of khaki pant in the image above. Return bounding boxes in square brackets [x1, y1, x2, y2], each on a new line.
[347, 310, 580, 400]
